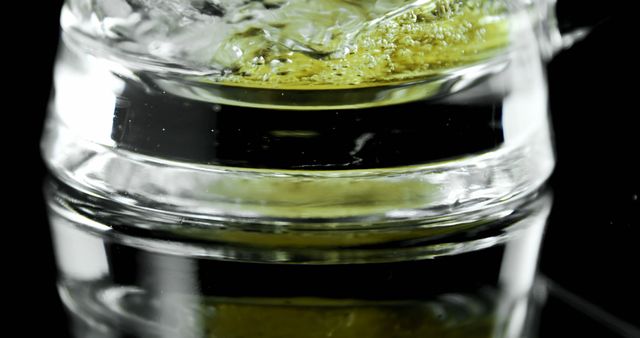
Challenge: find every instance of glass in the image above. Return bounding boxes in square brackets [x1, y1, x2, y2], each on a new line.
[41, 0, 587, 337]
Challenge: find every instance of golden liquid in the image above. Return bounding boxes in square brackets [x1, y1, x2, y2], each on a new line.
[219, 0, 509, 89]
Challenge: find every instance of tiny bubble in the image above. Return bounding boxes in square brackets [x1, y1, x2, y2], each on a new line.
[161, 128, 166, 132]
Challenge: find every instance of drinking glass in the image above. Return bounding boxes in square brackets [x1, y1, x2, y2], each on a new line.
[42, 0, 587, 336]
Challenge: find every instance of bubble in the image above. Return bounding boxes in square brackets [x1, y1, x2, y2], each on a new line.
[71, 0, 508, 85]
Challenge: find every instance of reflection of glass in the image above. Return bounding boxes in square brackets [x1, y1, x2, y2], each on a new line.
[48, 180, 551, 338]
[42, 0, 580, 336]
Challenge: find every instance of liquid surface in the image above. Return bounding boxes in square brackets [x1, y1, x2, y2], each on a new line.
[65, 0, 509, 87]
[220, 0, 508, 88]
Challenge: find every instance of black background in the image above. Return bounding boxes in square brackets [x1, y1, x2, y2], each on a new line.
[6, 0, 638, 336]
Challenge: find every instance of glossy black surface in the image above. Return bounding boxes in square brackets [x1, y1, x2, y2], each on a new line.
[7, 1, 637, 337]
